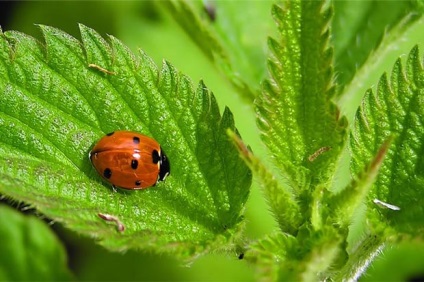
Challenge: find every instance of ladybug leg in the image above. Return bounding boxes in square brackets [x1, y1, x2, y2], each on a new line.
[111, 185, 118, 193]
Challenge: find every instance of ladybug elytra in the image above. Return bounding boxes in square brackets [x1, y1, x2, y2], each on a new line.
[89, 131, 170, 189]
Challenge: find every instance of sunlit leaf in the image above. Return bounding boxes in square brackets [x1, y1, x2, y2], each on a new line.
[0, 24, 251, 261]
[351, 45, 424, 235]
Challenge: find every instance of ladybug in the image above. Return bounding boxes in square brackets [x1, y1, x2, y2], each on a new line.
[89, 130, 170, 190]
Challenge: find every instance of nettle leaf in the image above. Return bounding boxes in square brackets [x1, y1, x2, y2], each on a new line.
[350, 45, 424, 235]
[245, 229, 341, 281]
[229, 131, 301, 234]
[0, 24, 251, 260]
[329, 138, 392, 229]
[334, 3, 424, 124]
[0, 204, 73, 281]
[161, 0, 274, 102]
[244, 232, 298, 282]
[256, 1, 347, 231]
[332, 1, 423, 88]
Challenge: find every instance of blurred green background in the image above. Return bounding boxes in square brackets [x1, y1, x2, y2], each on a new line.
[1, 1, 423, 281]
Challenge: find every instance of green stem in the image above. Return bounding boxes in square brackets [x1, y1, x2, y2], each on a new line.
[335, 234, 385, 281]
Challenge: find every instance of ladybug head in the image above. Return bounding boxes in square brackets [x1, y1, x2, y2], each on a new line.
[159, 148, 170, 181]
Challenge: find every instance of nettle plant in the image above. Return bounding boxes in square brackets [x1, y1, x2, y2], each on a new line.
[0, 1, 423, 281]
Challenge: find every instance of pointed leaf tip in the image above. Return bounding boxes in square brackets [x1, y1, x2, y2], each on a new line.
[257, 1, 348, 221]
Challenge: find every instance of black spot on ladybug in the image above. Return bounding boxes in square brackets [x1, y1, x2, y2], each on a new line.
[152, 150, 160, 164]
[133, 136, 140, 144]
[131, 159, 138, 169]
[106, 132, 114, 136]
[103, 168, 112, 179]
[135, 180, 141, 186]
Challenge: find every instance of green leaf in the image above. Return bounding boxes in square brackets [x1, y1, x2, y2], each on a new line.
[0, 24, 251, 261]
[332, 0, 424, 88]
[350, 45, 424, 235]
[246, 228, 342, 281]
[228, 130, 301, 234]
[335, 8, 424, 124]
[161, 0, 275, 102]
[0, 204, 73, 281]
[245, 232, 299, 282]
[256, 1, 347, 230]
[329, 138, 392, 228]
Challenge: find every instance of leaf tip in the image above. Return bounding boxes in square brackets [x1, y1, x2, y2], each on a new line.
[78, 23, 94, 41]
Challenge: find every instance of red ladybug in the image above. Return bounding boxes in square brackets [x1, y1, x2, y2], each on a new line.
[89, 131, 170, 189]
